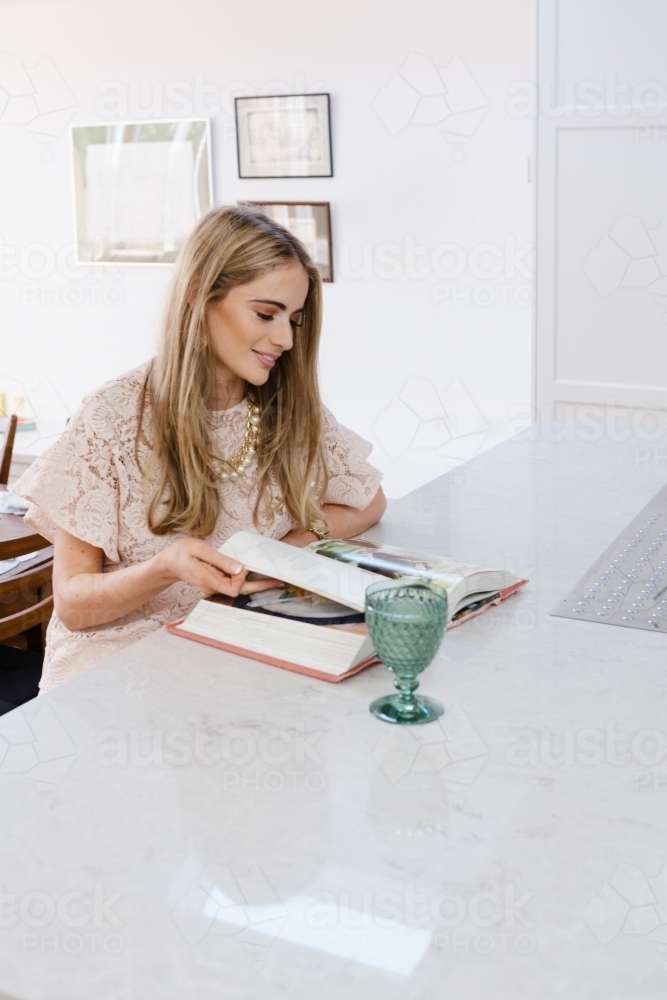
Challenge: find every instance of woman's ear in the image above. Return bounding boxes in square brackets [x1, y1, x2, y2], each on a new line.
[186, 274, 201, 308]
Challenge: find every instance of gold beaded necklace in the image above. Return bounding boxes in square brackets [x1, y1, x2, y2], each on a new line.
[211, 399, 261, 482]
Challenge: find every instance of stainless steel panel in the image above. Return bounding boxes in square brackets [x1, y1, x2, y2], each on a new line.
[552, 482, 667, 631]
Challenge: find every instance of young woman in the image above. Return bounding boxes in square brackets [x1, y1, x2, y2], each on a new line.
[14, 206, 385, 691]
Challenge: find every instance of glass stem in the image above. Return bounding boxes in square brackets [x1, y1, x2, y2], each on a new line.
[394, 675, 419, 712]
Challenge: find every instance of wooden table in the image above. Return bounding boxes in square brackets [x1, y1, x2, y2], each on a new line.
[0, 487, 50, 559]
[0, 514, 50, 560]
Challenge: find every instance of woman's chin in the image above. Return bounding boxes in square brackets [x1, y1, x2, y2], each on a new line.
[244, 365, 272, 386]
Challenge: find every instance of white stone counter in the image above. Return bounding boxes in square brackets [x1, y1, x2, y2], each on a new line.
[1, 425, 667, 999]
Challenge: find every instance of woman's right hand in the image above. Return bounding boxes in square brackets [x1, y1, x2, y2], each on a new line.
[154, 538, 281, 597]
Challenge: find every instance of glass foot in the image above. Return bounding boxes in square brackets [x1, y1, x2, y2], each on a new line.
[370, 694, 444, 725]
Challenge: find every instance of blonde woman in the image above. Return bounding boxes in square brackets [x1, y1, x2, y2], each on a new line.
[15, 206, 386, 691]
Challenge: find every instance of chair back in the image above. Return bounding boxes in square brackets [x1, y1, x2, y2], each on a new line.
[0, 534, 51, 562]
[0, 562, 53, 601]
[0, 415, 17, 485]
[0, 561, 53, 652]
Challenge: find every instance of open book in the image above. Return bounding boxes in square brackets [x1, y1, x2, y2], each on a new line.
[166, 531, 526, 682]
[306, 537, 523, 623]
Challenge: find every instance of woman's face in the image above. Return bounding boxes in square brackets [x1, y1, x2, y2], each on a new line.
[206, 263, 310, 388]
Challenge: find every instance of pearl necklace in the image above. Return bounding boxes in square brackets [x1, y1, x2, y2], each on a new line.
[211, 400, 261, 482]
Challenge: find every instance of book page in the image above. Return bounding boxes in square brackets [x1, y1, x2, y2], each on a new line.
[180, 600, 373, 676]
[219, 531, 384, 612]
[307, 538, 517, 618]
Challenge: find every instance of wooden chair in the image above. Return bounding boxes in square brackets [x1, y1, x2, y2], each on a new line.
[0, 533, 51, 562]
[0, 415, 17, 486]
[0, 562, 54, 652]
[0, 562, 53, 713]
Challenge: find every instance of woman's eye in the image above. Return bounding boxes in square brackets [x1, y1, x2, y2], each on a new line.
[256, 312, 273, 321]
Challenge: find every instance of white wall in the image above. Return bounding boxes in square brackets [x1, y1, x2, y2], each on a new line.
[0, 0, 533, 497]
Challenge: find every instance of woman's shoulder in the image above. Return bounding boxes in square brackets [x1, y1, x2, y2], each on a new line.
[321, 404, 374, 460]
[72, 361, 153, 440]
[80, 361, 152, 414]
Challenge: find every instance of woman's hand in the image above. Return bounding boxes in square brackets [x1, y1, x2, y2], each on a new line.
[53, 528, 280, 631]
[154, 538, 281, 597]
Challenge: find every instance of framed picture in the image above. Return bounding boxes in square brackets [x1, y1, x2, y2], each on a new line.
[71, 118, 212, 264]
[246, 202, 333, 282]
[235, 94, 332, 178]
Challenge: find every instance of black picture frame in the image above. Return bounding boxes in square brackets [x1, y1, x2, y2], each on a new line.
[235, 94, 333, 179]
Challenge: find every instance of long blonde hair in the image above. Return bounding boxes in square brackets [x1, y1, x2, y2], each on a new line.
[138, 204, 327, 538]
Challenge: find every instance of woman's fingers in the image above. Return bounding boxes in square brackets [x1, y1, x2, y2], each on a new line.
[205, 569, 247, 595]
[194, 566, 283, 598]
[240, 576, 283, 595]
[191, 542, 244, 578]
[170, 540, 282, 598]
[186, 557, 244, 596]
[179, 541, 244, 594]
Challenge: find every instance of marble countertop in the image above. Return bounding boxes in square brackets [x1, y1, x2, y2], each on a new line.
[2, 425, 667, 999]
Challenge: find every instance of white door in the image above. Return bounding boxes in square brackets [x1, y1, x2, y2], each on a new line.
[535, 0, 667, 431]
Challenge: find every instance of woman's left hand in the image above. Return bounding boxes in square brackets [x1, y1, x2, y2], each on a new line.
[280, 488, 387, 548]
[280, 528, 319, 548]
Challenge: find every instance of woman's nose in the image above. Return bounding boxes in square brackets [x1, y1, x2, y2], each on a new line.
[270, 318, 294, 351]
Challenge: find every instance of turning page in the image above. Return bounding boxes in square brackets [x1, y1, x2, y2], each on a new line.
[219, 531, 384, 612]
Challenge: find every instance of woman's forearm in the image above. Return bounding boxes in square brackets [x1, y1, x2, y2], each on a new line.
[55, 549, 177, 631]
[282, 487, 387, 548]
[54, 530, 266, 632]
[322, 488, 387, 538]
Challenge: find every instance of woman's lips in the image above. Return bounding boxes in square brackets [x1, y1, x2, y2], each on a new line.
[252, 350, 279, 369]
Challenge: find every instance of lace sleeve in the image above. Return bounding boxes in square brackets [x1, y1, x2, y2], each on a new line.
[12, 391, 122, 563]
[321, 406, 383, 509]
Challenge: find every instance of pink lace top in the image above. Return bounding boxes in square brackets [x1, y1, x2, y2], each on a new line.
[13, 363, 383, 692]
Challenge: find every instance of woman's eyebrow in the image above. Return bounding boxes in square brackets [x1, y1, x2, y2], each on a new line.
[249, 297, 287, 310]
[249, 298, 305, 315]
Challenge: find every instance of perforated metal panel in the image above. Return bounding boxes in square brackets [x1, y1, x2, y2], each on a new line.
[551, 483, 667, 632]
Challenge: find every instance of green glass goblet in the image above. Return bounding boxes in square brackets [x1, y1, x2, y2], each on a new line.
[366, 579, 447, 725]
